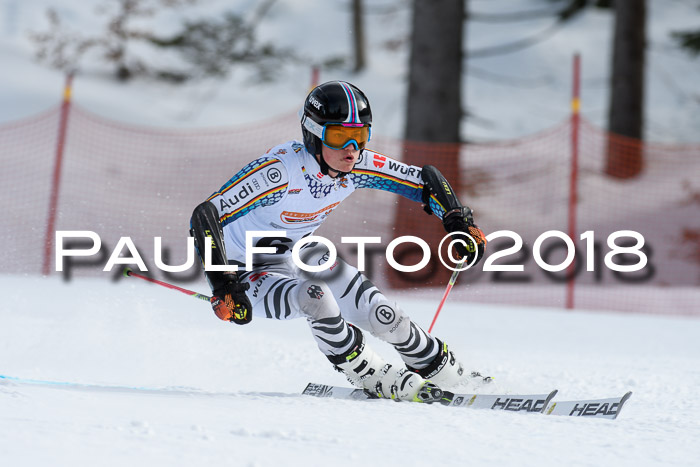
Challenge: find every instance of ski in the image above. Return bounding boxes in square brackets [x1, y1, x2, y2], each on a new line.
[302, 383, 372, 401]
[544, 391, 633, 420]
[302, 383, 557, 414]
[302, 383, 632, 419]
[441, 389, 558, 414]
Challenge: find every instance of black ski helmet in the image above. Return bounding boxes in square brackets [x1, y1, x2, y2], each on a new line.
[300, 81, 372, 174]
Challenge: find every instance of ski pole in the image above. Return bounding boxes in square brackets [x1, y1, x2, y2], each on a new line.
[427, 258, 466, 334]
[123, 268, 211, 303]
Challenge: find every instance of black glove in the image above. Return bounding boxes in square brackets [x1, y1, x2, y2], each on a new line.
[442, 206, 487, 266]
[210, 274, 253, 325]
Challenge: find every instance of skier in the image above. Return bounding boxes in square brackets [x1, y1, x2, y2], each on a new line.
[190, 81, 487, 403]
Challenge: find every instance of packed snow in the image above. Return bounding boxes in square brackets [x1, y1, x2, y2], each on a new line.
[1, 276, 699, 466]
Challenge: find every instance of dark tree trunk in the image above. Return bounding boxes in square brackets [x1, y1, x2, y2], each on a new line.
[352, 0, 366, 72]
[606, 0, 646, 178]
[390, 0, 465, 289]
[404, 0, 464, 144]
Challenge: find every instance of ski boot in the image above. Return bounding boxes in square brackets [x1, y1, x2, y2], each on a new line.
[330, 327, 443, 403]
[408, 340, 492, 390]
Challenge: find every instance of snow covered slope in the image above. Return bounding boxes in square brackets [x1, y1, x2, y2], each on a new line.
[1, 275, 699, 466]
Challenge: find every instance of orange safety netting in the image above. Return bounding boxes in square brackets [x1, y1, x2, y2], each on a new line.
[1, 104, 698, 316]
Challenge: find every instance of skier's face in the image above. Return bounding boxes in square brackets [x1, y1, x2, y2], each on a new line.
[321, 145, 360, 177]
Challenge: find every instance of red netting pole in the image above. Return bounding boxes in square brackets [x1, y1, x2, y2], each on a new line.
[42, 73, 74, 276]
[311, 65, 320, 88]
[566, 54, 581, 310]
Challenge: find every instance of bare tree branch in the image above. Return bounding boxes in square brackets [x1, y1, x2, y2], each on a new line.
[467, 20, 564, 59]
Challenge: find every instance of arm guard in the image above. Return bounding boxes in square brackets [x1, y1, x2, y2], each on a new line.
[420, 165, 463, 220]
[190, 201, 235, 291]
[420, 166, 487, 265]
[190, 200, 252, 323]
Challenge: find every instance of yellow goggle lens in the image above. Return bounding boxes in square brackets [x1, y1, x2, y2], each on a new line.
[323, 124, 370, 150]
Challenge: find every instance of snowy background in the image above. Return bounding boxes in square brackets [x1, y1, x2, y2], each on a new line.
[1, 0, 699, 142]
[1, 0, 700, 466]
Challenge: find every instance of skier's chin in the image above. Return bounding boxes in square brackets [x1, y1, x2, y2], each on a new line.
[330, 161, 354, 175]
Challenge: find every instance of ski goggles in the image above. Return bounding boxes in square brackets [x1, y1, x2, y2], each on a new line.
[303, 116, 371, 150]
